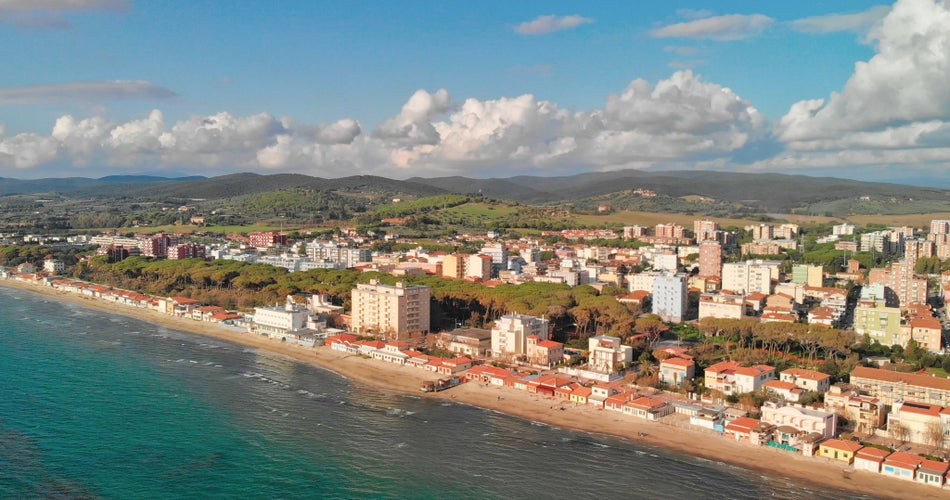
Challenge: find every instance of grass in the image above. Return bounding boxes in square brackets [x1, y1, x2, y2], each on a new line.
[926, 367, 950, 379]
[440, 202, 519, 220]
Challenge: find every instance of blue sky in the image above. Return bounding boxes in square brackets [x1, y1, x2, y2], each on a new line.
[0, 0, 946, 185]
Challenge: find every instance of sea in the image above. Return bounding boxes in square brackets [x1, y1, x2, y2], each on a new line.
[0, 287, 877, 499]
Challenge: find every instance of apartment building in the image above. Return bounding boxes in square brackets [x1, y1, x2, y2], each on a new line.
[491, 314, 549, 361]
[351, 280, 431, 339]
[850, 366, 950, 406]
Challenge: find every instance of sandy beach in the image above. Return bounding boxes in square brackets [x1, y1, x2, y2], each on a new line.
[1, 277, 943, 499]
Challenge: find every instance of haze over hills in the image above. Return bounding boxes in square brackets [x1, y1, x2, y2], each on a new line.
[2, 170, 949, 216]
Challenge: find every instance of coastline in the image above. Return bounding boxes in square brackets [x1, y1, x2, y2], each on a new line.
[0, 278, 942, 499]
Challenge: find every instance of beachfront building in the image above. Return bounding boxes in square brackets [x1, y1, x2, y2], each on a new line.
[723, 417, 774, 445]
[704, 361, 775, 396]
[526, 335, 564, 368]
[659, 357, 695, 386]
[817, 439, 863, 464]
[42, 259, 65, 274]
[491, 314, 549, 362]
[350, 280, 431, 339]
[436, 328, 492, 358]
[587, 335, 634, 374]
[854, 447, 890, 473]
[850, 366, 950, 406]
[779, 368, 832, 394]
[652, 273, 687, 323]
[761, 400, 837, 440]
[823, 384, 887, 436]
[881, 452, 923, 481]
[249, 295, 310, 338]
[886, 400, 949, 448]
[623, 396, 673, 421]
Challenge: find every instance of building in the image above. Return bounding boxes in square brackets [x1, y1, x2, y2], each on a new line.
[167, 243, 206, 260]
[491, 314, 549, 361]
[42, 259, 65, 274]
[854, 447, 890, 473]
[824, 384, 887, 436]
[850, 366, 950, 406]
[698, 292, 746, 320]
[659, 357, 695, 386]
[791, 265, 823, 287]
[899, 315, 944, 353]
[140, 233, 170, 257]
[652, 273, 687, 323]
[350, 280, 430, 339]
[881, 452, 923, 481]
[853, 302, 902, 346]
[249, 231, 287, 249]
[868, 261, 927, 309]
[526, 335, 564, 368]
[250, 296, 312, 338]
[760, 399, 837, 439]
[779, 368, 831, 393]
[721, 260, 781, 295]
[817, 439, 863, 464]
[587, 335, 634, 374]
[436, 328, 492, 358]
[833, 223, 856, 236]
[886, 400, 948, 448]
[705, 361, 775, 395]
[698, 241, 722, 278]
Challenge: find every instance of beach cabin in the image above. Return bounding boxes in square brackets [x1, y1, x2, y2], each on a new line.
[916, 459, 949, 488]
[881, 452, 923, 481]
[817, 439, 863, 464]
[854, 447, 889, 473]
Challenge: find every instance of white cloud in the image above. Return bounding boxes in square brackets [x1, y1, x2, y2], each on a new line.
[0, 81, 176, 104]
[777, 0, 950, 148]
[650, 14, 774, 41]
[513, 14, 594, 35]
[0, 71, 767, 178]
[790, 5, 891, 35]
[0, 0, 129, 29]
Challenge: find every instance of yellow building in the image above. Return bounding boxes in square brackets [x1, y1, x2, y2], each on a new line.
[818, 439, 863, 464]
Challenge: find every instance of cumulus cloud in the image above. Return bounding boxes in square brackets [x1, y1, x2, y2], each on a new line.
[0, 0, 129, 29]
[650, 14, 774, 41]
[0, 71, 768, 178]
[790, 5, 891, 35]
[373, 88, 450, 145]
[777, 0, 950, 148]
[0, 81, 176, 104]
[513, 14, 593, 35]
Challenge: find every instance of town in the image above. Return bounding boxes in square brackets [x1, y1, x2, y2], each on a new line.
[3, 214, 950, 492]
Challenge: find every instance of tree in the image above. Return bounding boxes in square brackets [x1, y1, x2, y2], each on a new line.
[926, 420, 946, 451]
[891, 423, 911, 445]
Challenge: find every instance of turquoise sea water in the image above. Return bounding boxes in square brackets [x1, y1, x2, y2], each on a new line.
[0, 287, 874, 499]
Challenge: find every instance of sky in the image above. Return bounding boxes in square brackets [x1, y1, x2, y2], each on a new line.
[0, 0, 948, 186]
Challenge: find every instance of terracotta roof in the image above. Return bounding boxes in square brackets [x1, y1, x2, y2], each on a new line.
[536, 340, 564, 349]
[706, 360, 742, 374]
[855, 447, 890, 460]
[661, 357, 695, 368]
[919, 459, 950, 474]
[764, 380, 800, 391]
[627, 396, 667, 409]
[782, 368, 831, 381]
[851, 366, 950, 392]
[883, 452, 924, 469]
[735, 365, 775, 377]
[899, 400, 944, 417]
[820, 439, 863, 454]
[725, 417, 760, 433]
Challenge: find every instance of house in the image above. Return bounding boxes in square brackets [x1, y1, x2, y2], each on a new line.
[588, 383, 618, 408]
[724, 417, 774, 445]
[817, 439, 863, 464]
[881, 451, 923, 481]
[526, 335, 565, 368]
[854, 447, 890, 473]
[659, 357, 695, 386]
[916, 459, 949, 488]
[605, 392, 630, 412]
[465, 365, 513, 385]
[587, 335, 634, 374]
[763, 380, 805, 402]
[824, 384, 887, 436]
[734, 365, 776, 394]
[570, 386, 592, 405]
[780, 368, 832, 393]
[760, 400, 837, 439]
[437, 328, 492, 358]
[623, 396, 673, 421]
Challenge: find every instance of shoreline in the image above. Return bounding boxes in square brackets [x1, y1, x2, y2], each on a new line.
[1, 278, 942, 499]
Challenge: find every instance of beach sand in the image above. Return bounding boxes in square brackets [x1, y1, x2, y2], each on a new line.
[2, 278, 943, 499]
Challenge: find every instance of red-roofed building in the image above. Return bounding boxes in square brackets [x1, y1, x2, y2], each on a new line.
[780, 368, 832, 393]
[886, 400, 946, 447]
[916, 459, 949, 488]
[526, 335, 564, 368]
[881, 451, 923, 481]
[850, 366, 950, 406]
[623, 396, 673, 421]
[659, 357, 695, 386]
[465, 365, 514, 385]
[817, 439, 863, 464]
[763, 380, 805, 402]
[854, 447, 890, 473]
[724, 417, 774, 445]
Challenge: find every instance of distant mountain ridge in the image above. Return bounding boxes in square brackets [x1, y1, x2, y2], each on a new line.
[2, 170, 948, 215]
